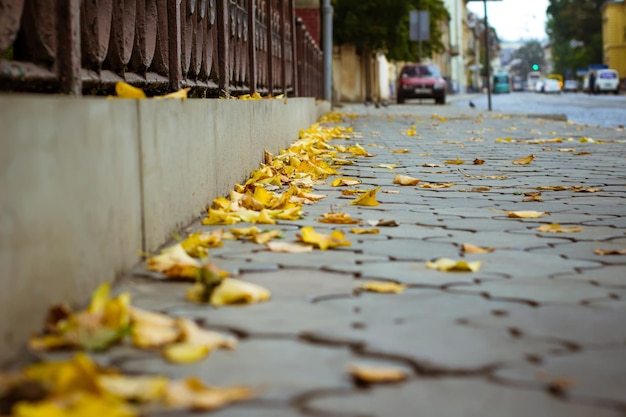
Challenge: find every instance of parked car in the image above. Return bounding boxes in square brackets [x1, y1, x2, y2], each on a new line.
[396, 64, 447, 105]
[492, 73, 511, 94]
[542, 78, 562, 93]
[594, 69, 620, 94]
[534, 79, 545, 93]
[563, 79, 579, 92]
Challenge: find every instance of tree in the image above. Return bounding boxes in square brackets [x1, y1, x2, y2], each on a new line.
[332, 0, 449, 62]
[546, 0, 604, 75]
[510, 41, 546, 79]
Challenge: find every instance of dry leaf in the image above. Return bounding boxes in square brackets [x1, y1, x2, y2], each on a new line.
[375, 163, 398, 169]
[366, 219, 399, 227]
[504, 210, 548, 219]
[382, 190, 400, 194]
[512, 154, 535, 165]
[594, 248, 626, 256]
[350, 228, 380, 234]
[146, 244, 202, 278]
[461, 243, 495, 254]
[419, 182, 455, 189]
[444, 157, 464, 165]
[115, 81, 147, 99]
[265, 241, 314, 253]
[571, 186, 602, 193]
[318, 211, 361, 224]
[360, 281, 406, 293]
[165, 377, 254, 410]
[422, 163, 442, 168]
[426, 258, 482, 272]
[163, 343, 211, 364]
[298, 226, 351, 250]
[350, 187, 381, 206]
[523, 192, 543, 202]
[208, 278, 271, 307]
[349, 364, 408, 384]
[536, 186, 568, 191]
[331, 177, 362, 186]
[391, 148, 410, 153]
[156, 88, 191, 99]
[393, 174, 420, 186]
[473, 158, 485, 165]
[537, 223, 583, 233]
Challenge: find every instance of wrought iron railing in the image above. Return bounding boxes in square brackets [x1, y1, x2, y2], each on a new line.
[0, 0, 323, 98]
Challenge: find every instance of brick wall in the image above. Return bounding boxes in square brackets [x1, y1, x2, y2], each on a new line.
[296, 8, 320, 45]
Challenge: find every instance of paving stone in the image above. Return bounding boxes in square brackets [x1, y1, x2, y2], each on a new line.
[553, 265, 626, 288]
[426, 229, 567, 250]
[165, 299, 353, 336]
[456, 250, 603, 280]
[115, 277, 193, 311]
[356, 238, 460, 261]
[326, 261, 507, 287]
[449, 278, 619, 305]
[119, 338, 356, 402]
[508, 224, 626, 242]
[495, 348, 626, 406]
[153, 404, 310, 417]
[461, 304, 626, 347]
[305, 377, 622, 417]
[217, 249, 389, 269]
[305, 319, 566, 371]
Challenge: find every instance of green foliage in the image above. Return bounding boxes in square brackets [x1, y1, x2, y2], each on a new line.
[546, 0, 604, 74]
[332, 0, 449, 61]
[510, 41, 546, 78]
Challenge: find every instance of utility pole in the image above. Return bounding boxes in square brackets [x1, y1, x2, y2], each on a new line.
[322, 0, 333, 102]
[483, 0, 492, 111]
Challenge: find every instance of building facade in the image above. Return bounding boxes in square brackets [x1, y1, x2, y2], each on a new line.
[602, 0, 626, 83]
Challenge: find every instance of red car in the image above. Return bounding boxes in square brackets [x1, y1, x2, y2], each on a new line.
[396, 64, 447, 105]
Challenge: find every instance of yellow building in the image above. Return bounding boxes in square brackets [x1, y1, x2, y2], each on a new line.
[602, 0, 626, 82]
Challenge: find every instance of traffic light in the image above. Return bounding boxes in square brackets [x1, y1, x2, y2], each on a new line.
[532, 64, 539, 71]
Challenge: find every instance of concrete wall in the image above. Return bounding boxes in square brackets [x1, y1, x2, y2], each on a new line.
[0, 95, 330, 366]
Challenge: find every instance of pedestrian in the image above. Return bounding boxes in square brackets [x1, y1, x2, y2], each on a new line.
[588, 71, 596, 94]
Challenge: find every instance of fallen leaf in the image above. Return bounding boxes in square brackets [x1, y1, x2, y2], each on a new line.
[350, 187, 381, 206]
[146, 244, 201, 278]
[558, 148, 576, 152]
[571, 186, 602, 193]
[444, 157, 464, 165]
[374, 163, 398, 170]
[426, 258, 482, 272]
[349, 364, 408, 384]
[115, 81, 147, 99]
[99, 374, 168, 403]
[331, 177, 362, 186]
[419, 182, 455, 189]
[208, 278, 271, 307]
[393, 174, 420, 186]
[537, 223, 583, 233]
[318, 211, 361, 224]
[298, 226, 351, 250]
[366, 219, 399, 227]
[594, 248, 626, 256]
[350, 228, 380, 234]
[523, 192, 543, 202]
[156, 88, 191, 99]
[360, 281, 406, 293]
[512, 154, 535, 165]
[422, 163, 442, 168]
[504, 210, 548, 219]
[265, 241, 314, 253]
[461, 243, 495, 254]
[165, 377, 254, 410]
[391, 148, 410, 153]
[382, 190, 400, 194]
[535, 186, 568, 191]
[473, 158, 485, 165]
[162, 343, 211, 364]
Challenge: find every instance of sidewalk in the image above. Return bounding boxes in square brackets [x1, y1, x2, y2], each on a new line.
[21, 103, 626, 416]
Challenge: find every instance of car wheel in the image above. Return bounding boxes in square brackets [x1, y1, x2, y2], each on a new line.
[615, 90, 620, 95]
[397, 95, 405, 104]
[435, 96, 445, 105]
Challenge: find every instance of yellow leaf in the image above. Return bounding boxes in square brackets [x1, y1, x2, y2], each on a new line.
[393, 174, 420, 186]
[594, 248, 626, 256]
[536, 185, 567, 191]
[349, 364, 408, 384]
[512, 154, 535, 165]
[146, 244, 201, 278]
[209, 278, 271, 307]
[350, 187, 381, 206]
[375, 164, 398, 169]
[155, 87, 191, 99]
[88, 282, 111, 314]
[391, 148, 410, 153]
[180, 230, 224, 257]
[265, 241, 314, 253]
[537, 223, 583, 233]
[165, 378, 254, 411]
[461, 243, 495, 254]
[522, 192, 543, 202]
[163, 343, 211, 364]
[505, 210, 548, 219]
[331, 177, 362, 186]
[426, 258, 482, 272]
[419, 182, 455, 189]
[360, 281, 405, 293]
[253, 229, 282, 244]
[115, 81, 146, 99]
[350, 228, 380, 234]
[298, 226, 351, 250]
[444, 157, 464, 165]
[318, 211, 361, 224]
[99, 374, 168, 402]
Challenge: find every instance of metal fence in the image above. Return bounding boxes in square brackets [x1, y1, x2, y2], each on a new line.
[0, 0, 323, 98]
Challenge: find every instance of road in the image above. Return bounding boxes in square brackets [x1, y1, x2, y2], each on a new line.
[450, 91, 626, 129]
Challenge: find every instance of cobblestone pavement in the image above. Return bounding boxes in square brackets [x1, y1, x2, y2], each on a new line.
[54, 104, 626, 415]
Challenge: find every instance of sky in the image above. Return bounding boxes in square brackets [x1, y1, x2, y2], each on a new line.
[466, 0, 549, 42]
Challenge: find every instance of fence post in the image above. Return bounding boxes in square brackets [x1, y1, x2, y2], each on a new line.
[217, 0, 230, 94]
[167, 0, 183, 91]
[57, 0, 82, 94]
[248, 0, 256, 93]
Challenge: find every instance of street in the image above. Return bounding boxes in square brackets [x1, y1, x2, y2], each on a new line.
[451, 91, 626, 129]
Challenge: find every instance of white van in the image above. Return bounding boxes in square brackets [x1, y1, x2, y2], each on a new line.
[594, 69, 620, 94]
